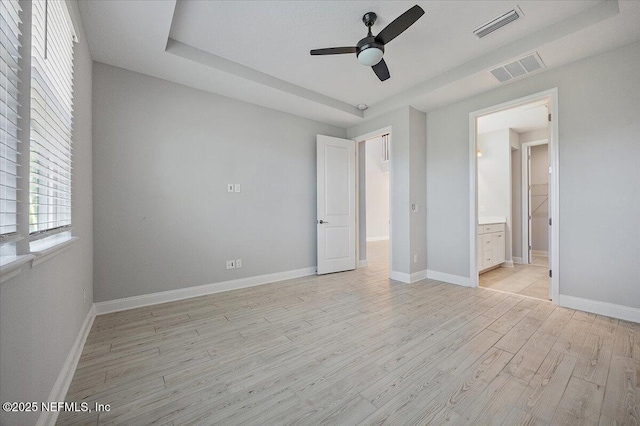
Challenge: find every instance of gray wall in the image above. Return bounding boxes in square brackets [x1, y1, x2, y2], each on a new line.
[92, 63, 346, 302]
[427, 41, 640, 308]
[409, 107, 427, 274]
[530, 144, 549, 252]
[347, 106, 427, 276]
[0, 1, 93, 425]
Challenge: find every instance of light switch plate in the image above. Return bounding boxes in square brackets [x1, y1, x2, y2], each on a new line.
[226, 260, 235, 269]
[227, 184, 234, 193]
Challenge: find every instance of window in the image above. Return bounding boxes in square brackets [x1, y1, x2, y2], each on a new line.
[29, 0, 75, 241]
[0, 0, 22, 260]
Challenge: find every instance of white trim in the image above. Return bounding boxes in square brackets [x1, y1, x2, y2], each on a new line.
[559, 295, 640, 323]
[358, 259, 368, 267]
[354, 126, 394, 280]
[411, 269, 428, 282]
[469, 88, 559, 304]
[512, 256, 524, 264]
[389, 270, 426, 283]
[531, 250, 549, 256]
[366, 236, 389, 242]
[37, 305, 95, 426]
[389, 270, 410, 283]
[30, 236, 79, 267]
[502, 260, 514, 268]
[95, 267, 317, 315]
[353, 126, 393, 144]
[426, 270, 472, 287]
[0, 254, 35, 283]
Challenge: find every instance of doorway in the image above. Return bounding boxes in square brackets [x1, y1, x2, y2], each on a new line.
[469, 89, 559, 302]
[523, 140, 550, 267]
[355, 127, 392, 275]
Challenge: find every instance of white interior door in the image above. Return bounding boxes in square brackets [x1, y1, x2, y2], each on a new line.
[317, 135, 356, 275]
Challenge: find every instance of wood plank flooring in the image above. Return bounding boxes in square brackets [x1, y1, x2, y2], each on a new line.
[59, 242, 639, 425]
[480, 263, 550, 301]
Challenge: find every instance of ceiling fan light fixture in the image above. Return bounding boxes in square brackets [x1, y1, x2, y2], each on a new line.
[309, 5, 424, 81]
[357, 47, 384, 66]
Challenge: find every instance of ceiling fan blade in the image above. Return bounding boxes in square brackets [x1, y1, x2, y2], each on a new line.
[376, 5, 425, 45]
[310, 47, 357, 55]
[372, 59, 390, 81]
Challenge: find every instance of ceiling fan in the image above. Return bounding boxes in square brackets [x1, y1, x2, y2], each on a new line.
[310, 5, 425, 82]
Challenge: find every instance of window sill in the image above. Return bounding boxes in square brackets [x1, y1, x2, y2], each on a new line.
[30, 236, 79, 267]
[0, 255, 36, 284]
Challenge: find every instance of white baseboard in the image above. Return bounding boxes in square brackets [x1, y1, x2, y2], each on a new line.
[559, 295, 640, 323]
[366, 236, 389, 242]
[358, 259, 368, 267]
[512, 257, 524, 264]
[94, 267, 317, 315]
[389, 269, 427, 284]
[426, 270, 472, 287]
[389, 270, 410, 283]
[532, 250, 548, 256]
[411, 270, 428, 283]
[37, 305, 96, 426]
[502, 260, 514, 268]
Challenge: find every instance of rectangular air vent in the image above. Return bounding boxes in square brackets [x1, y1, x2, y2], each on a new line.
[474, 7, 522, 39]
[489, 52, 545, 83]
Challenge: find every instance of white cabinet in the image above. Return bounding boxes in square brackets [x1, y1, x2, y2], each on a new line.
[478, 223, 506, 273]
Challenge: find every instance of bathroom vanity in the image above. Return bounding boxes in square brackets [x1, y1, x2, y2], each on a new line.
[478, 219, 506, 272]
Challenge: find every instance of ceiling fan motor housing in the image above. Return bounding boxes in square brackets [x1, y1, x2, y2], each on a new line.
[362, 12, 377, 27]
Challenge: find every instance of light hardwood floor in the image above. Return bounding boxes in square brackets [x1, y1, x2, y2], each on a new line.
[480, 264, 550, 301]
[59, 243, 639, 425]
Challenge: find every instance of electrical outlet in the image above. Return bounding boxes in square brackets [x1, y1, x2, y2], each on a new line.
[226, 260, 235, 269]
[236, 259, 242, 268]
[411, 203, 419, 212]
[234, 184, 241, 193]
[227, 184, 234, 193]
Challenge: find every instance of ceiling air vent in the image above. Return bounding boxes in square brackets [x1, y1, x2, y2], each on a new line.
[474, 7, 522, 39]
[489, 52, 545, 83]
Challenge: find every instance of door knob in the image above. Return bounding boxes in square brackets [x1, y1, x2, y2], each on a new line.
[318, 220, 329, 224]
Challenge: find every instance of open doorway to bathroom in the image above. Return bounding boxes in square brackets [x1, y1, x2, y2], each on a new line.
[356, 131, 391, 274]
[474, 98, 551, 300]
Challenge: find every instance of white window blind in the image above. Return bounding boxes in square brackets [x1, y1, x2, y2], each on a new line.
[29, 0, 75, 238]
[0, 0, 22, 242]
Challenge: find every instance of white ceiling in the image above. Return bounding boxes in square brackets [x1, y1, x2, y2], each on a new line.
[477, 100, 549, 135]
[78, 1, 640, 128]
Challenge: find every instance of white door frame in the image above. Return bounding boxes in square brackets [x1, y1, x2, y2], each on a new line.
[469, 88, 559, 302]
[521, 139, 549, 265]
[353, 126, 393, 275]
